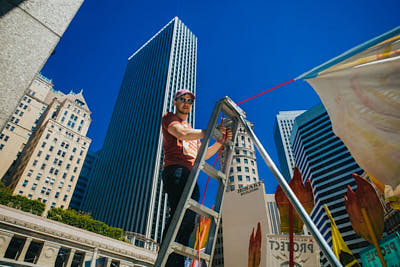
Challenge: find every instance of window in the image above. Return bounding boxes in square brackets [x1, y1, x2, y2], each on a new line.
[63, 195, 68, 201]
[50, 178, 55, 186]
[49, 167, 54, 174]
[0, 144, 4, 150]
[61, 142, 65, 147]
[251, 161, 254, 166]
[245, 167, 249, 173]
[243, 150, 247, 155]
[58, 160, 62, 166]
[0, 133, 3, 139]
[235, 158, 240, 163]
[41, 187, 46, 194]
[246, 176, 250, 181]
[54, 169, 59, 175]
[230, 185, 235, 191]
[229, 176, 234, 182]
[53, 158, 58, 164]
[22, 180, 28, 187]
[65, 144, 69, 149]
[27, 169, 33, 177]
[24, 241, 44, 264]
[70, 176, 75, 182]
[237, 166, 241, 172]
[37, 151, 42, 157]
[45, 177, 50, 183]
[4, 236, 26, 260]
[49, 146, 54, 152]
[46, 188, 51, 195]
[79, 150, 83, 156]
[45, 134, 50, 140]
[72, 147, 76, 153]
[40, 163, 46, 170]
[31, 183, 37, 190]
[61, 151, 66, 157]
[77, 158, 80, 164]
[238, 175, 243, 181]
[32, 160, 38, 166]
[53, 138, 58, 143]
[18, 191, 23, 195]
[28, 194, 32, 199]
[67, 185, 71, 192]
[57, 150, 62, 156]
[45, 154, 50, 160]
[252, 168, 255, 174]
[62, 173, 67, 179]
[66, 164, 70, 170]
[59, 181, 64, 188]
[55, 192, 60, 199]
[10, 126, 15, 131]
[244, 158, 248, 164]
[36, 173, 42, 180]
[73, 167, 77, 173]
[239, 184, 243, 188]
[51, 202, 56, 208]
[69, 155, 73, 161]
[41, 142, 46, 148]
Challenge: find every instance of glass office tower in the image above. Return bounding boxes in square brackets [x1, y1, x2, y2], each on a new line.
[82, 17, 197, 243]
[290, 103, 369, 265]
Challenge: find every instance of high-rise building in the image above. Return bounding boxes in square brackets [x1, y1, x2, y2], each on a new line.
[69, 150, 98, 211]
[82, 17, 197, 243]
[0, 74, 53, 179]
[273, 110, 305, 181]
[290, 103, 368, 265]
[2, 74, 92, 214]
[225, 121, 260, 192]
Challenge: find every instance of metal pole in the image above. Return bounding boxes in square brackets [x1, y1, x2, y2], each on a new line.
[240, 117, 342, 267]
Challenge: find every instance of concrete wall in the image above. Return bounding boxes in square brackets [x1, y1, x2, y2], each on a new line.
[0, 0, 84, 131]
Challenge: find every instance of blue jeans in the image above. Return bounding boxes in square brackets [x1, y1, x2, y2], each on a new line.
[162, 165, 200, 267]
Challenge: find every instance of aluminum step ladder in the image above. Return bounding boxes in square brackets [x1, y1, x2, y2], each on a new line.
[154, 97, 244, 266]
[155, 96, 341, 267]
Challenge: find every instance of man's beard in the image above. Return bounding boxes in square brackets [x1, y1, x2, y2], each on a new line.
[177, 107, 190, 115]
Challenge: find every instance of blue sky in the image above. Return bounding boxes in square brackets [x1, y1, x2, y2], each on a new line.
[42, 0, 400, 205]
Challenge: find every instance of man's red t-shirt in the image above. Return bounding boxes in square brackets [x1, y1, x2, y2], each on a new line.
[162, 112, 200, 170]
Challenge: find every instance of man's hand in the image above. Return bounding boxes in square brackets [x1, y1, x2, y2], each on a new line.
[217, 126, 233, 142]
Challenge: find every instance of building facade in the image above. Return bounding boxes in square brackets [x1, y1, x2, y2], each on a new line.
[82, 17, 197, 243]
[69, 150, 98, 211]
[2, 74, 92, 214]
[273, 110, 305, 181]
[0, 74, 54, 179]
[290, 103, 368, 265]
[0, 0, 83, 132]
[0, 205, 157, 267]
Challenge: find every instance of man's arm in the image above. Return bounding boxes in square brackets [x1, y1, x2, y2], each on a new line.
[204, 127, 233, 160]
[168, 123, 205, 140]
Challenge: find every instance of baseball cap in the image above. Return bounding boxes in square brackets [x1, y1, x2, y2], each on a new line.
[174, 89, 195, 100]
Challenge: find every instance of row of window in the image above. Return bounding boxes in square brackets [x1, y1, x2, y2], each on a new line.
[229, 175, 257, 183]
[230, 166, 256, 174]
[234, 157, 255, 165]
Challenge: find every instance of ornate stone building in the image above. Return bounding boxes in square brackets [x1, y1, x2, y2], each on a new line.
[0, 205, 157, 267]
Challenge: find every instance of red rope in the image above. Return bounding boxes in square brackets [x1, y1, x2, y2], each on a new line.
[237, 79, 295, 105]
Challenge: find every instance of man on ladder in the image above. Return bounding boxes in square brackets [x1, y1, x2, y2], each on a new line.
[161, 89, 232, 266]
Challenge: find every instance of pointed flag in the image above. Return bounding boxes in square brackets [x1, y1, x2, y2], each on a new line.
[324, 204, 360, 267]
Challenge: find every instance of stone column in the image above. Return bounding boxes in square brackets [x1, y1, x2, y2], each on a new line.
[0, 230, 14, 258]
[36, 241, 60, 266]
[105, 257, 112, 267]
[0, 0, 84, 131]
[65, 248, 76, 266]
[90, 247, 98, 267]
[17, 237, 32, 261]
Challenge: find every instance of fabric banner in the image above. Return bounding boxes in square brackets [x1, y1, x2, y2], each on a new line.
[306, 34, 400, 201]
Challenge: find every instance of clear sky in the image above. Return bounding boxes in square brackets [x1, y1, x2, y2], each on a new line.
[42, 0, 400, 206]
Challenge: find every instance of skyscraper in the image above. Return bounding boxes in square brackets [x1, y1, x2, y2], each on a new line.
[290, 103, 368, 265]
[273, 110, 305, 181]
[2, 74, 92, 213]
[82, 17, 197, 243]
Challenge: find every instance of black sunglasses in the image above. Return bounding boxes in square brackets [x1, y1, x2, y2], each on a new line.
[177, 97, 194, 104]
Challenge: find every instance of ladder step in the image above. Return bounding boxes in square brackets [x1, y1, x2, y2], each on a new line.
[187, 199, 219, 219]
[171, 242, 211, 262]
[201, 162, 226, 183]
